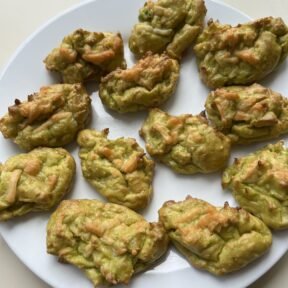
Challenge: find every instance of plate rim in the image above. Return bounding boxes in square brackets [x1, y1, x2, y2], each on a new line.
[0, 1, 286, 288]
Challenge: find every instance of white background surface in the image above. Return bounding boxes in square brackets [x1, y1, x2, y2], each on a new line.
[0, 0, 288, 287]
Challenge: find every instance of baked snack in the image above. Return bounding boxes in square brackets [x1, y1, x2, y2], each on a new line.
[44, 29, 126, 83]
[222, 141, 288, 229]
[77, 129, 154, 210]
[140, 108, 231, 174]
[205, 83, 288, 144]
[159, 196, 272, 275]
[0, 147, 75, 221]
[99, 53, 180, 113]
[47, 199, 169, 286]
[194, 17, 288, 88]
[129, 0, 206, 59]
[0, 83, 91, 150]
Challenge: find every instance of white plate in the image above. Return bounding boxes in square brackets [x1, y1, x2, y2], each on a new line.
[0, 0, 288, 287]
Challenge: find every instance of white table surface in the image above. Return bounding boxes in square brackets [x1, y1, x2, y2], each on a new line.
[0, 0, 288, 287]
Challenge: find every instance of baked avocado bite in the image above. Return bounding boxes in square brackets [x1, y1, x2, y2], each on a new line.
[222, 141, 288, 229]
[47, 199, 169, 286]
[194, 17, 288, 88]
[140, 108, 231, 174]
[129, 0, 206, 59]
[0, 83, 91, 150]
[77, 129, 154, 210]
[0, 147, 75, 221]
[159, 196, 272, 275]
[99, 53, 180, 113]
[44, 29, 126, 83]
[205, 83, 288, 144]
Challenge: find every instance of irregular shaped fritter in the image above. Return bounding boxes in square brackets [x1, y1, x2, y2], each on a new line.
[194, 17, 288, 88]
[159, 196, 272, 275]
[222, 141, 288, 229]
[47, 199, 169, 286]
[99, 53, 180, 113]
[44, 29, 126, 83]
[0, 84, 91, 150]
[140, 108, 231, 174]
[77, 129, 154, 210]
[205, 83, 288, 144]
[0, 148, 75, 221]
[129, 0, 206, 59]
